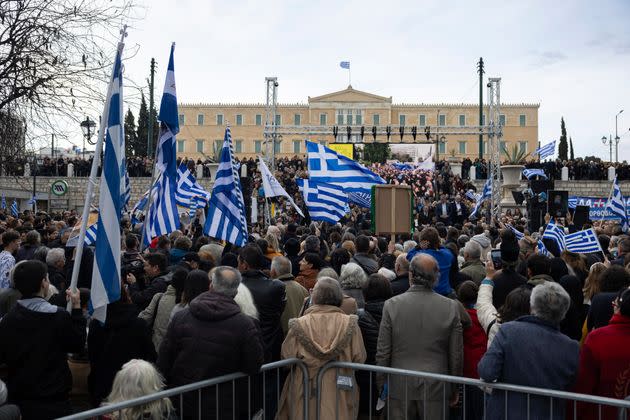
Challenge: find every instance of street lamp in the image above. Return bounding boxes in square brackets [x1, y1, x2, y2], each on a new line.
[80, 116, 96, 160]
[615, 109, 624, 163]
[602, 135, 613, 162]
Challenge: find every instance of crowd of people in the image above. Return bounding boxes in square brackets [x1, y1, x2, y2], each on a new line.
[0, 201, 629, 420]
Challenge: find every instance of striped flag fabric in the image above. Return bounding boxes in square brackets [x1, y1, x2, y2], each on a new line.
[470, 179, 491, 217]
[27, 196, 35, 205]
[258, 157, 304, 217]
[605, 176, 628, 232]
[506, 224, 525, 240]
[143, 44, 181, 245]
[348, 191, 371, 208]
[1, 194, 6, 210]
[176, 162, 211, 209]
[339, 61, 350, 69]
[203, 127, 248, 246]
[123, 172, 131, 211]
[297, 179, 348, 224]
[306, 140, 385, 207]
[532, 141, 556, 160]
[565, 228, 603, 254]
[84, 223, 98, 246]
[537, 240, 551, 256]
[465, 190, 480, 202]
[90, 40, 125, 322]
[543, 219, 566, 252]
[522, 168, 548, 180]
[10, 200, 18, 217]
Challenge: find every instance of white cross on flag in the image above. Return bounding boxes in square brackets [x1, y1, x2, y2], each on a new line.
[258, 157, 304, 217]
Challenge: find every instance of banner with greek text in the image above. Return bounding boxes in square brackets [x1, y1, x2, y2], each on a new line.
[569, 196, 630, 220]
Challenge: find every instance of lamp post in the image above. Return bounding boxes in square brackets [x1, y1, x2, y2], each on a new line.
[615, 109, 624, 163]
[602, 135, 613, 162]
[80, 116, 96, 160]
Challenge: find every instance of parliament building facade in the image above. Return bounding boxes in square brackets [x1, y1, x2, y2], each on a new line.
[177, 86, 539, 160]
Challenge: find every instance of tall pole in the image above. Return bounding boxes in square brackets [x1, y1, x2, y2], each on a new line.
[477, 57, 484, 159]
[147, 58, 156, 157]
[32, 153, 36, 211]
[615, 110, 623, 163]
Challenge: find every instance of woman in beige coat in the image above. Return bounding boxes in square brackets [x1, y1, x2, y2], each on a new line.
[277, 278, 366, 420]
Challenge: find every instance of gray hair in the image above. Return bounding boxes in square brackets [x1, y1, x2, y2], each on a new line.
[210, 266, 241, 298]
[530, 282, 571, 325]
[403, 240, 417, 253]
[463, 241, 481, 260]
[32, 246, 50, 263]
[46, 248, 65, 267]
[25, 230, 41, 246]
[271, 256, 292, 277]
[104, 359, 173, 419]
[395, 253, 409, 274]
[304, 235, 320, 253]
[410, 254, 440, 288]
[311, 277, 343, 307]
[199, 243, 224, 265]
[317, 267, 339, 280]
[339, 262, 367, 289]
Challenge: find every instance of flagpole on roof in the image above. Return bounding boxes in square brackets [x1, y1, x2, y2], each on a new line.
[67, 26, 127, 312]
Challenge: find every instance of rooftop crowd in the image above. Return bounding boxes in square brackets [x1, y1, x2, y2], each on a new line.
[0, 182, 629, 420]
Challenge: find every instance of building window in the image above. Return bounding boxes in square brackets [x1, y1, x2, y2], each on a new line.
[337, 111, 344, 125]
[347, 110, 353, 125]
[320, 114, 327, 125]
[459, 141, 466, 154]
[500, 141, 507, 152]
[499, 114, 506, 126]
[459, 114, 466, 127]
[236, 114, 243, 126]
[519, 141, 527, 154]
[356, 113, 362, 125]
[373, 114, 380, 126]
[254, 140, 262, 153]
[275, 114, 281, 126]
[197, 114, 204, 125]
[177, 140, 185, 153]
[294, 114, 301, 126]
[216, 114, 224, 125]
[214, 140, 223, 154]
[235, 139, 243, 153]
[399, 114, 406, 126]
[418, 114, 426, 126]
[274, 140, 281, 153]
[482, 114, 486, 126]
[293, 140, 301, 153]
[439, 141, 446, 154]
[178, 114, 185, 126]
[438, 114, 446, 126]
[196, 139, 204, 153]
[519, 114, 526, 127]
[255, 114, 262, 126]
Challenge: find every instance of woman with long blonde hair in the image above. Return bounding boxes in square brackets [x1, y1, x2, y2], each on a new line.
[583, 262, 607, 306]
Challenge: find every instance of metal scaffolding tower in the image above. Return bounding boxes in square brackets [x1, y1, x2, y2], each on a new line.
[263, 77, 279, 170]
[486, 77, 503, 222]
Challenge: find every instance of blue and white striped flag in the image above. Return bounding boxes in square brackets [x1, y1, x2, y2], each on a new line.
[568, 197, 578, 209]
[306, 140, 385, 207]
[522, 168, 548, 180]
[543, 219, 566, 252]
[143, 44, 181, 245]
[348, 191, 371, 208]
[10, 200, 18, 217]
[565, 228, 602, 254]
[605, 176, 628, 232]
[84, 223, 98, 246]
[27, 196, 35, 205]
[465, 189, 480, 202]
[176, 162, 211, 209]
[123, 172, 131, 212]
[90, 40, 125, 322]
[339, 61, 350, 69]
[537, 240, 551, 256]
[470, 179, 491, 217]
[506, 224, 524, 240]
[203, 127, 248, 246]
[0, 194, 5, 210]
[297, 179, 348, 224]
[532, 141, 556, 160]
[258, 157, 304, 217]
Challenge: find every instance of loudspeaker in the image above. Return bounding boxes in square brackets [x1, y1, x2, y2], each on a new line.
[547, 190, 569, 219]
[528, 197, 547, 233]
[572, 205, 590, 230]
[530, 179, 554, 194]
[512, 191, 525, 205]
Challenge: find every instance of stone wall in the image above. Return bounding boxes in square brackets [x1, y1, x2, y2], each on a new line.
[470, 179, 627, 197]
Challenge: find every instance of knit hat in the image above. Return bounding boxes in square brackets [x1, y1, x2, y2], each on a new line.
[500, 230, 520, 263]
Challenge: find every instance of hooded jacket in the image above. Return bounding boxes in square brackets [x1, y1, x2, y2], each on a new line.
[471, 234, 492, 261]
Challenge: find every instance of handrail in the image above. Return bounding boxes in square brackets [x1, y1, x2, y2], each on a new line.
[59, 358, 308, 420]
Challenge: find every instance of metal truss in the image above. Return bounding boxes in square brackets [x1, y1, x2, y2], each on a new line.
[486, 77, 503, 222]
[263, 77, 278, 170]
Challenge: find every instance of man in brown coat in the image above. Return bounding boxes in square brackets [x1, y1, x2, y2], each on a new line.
[376, 253, 463, 419]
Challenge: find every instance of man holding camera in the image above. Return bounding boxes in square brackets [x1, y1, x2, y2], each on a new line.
[125, 253, 170, 311]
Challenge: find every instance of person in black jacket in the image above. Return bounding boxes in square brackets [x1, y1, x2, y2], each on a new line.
[87, 283, 156, 407]
[126, 252, 170, 310]
[0, 260, 86, 419]
[391, 253, 411, 296]
[491, 230, 527, 308]
[158, 266, 264, 420]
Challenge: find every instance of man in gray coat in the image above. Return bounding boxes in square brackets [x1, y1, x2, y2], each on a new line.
[376, 253, 463, 419]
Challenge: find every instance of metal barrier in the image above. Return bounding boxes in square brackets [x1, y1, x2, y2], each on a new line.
[58, 358, 309, 420]
[316, 361, 630, 420]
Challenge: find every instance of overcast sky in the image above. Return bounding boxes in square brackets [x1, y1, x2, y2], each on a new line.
[88, 0, 630, 161]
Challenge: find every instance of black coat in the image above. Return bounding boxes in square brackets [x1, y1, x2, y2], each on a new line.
[129, 272, 170, 311]
[491, 268, 527, 309]
[587, 292, 617, 331]
[241, 270, 286, 362]
[157, 291, 264, 419]
[0, 301, 86, 417]
[88, 301, 156, 406]
[390, 274, 410, 296]
[47, 265, 67, 291]
[357, 300, 386, 415]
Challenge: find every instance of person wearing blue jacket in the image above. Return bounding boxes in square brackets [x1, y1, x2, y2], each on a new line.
[407, 227, 456, 297]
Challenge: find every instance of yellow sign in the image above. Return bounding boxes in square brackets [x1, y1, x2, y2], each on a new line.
[328, 143, 354, 159]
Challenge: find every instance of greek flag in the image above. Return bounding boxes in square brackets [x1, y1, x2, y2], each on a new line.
[605, 176, 628, 232]
[522, 168, 548, 180]
[84, 223, 98, 246]
[203, 127, 248, 246]
[565, 228, 602, 254]
[0, 194, 5, 209]
[465, 190, 480, 202]
[131, 189, 151, 214]
[90, 40, 125, 322]
[470, 179, 491, 217]
[143, 44, 180, 245]
[532, 141, 556, 160]
[568, 197, 578, 209]
[506, 224, 524, 240]
[340, 61, 350, 69]
[297, 179, 348, 224]
[537, 240, 550, 256]
[543, 219, 566, 252]
[27, 196, 35, 205]
[11, 200, 18, 217]
[348, 191, 371, 208]
[258, 157, 304, 217]
[306, 140, 385, 207]
[176, 162, 211, 209]
[123, 172, 131, 211]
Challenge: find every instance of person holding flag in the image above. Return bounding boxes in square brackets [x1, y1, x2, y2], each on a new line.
[258, 157, 304, 218]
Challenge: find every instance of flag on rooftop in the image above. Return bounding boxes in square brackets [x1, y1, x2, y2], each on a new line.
[522, 168, 548, 180]
[10, 200, 18, 217]
[297, 179, 348, 224]
[143, 44, 181, 245]
[89, 40, 125, 322]
[258, 157, 304, 217]
[306, 140, 385, 208]
[175, 162, 211, 209]
[565, 228, 603, 254]
[532, 141, 556, 160]
[339, 61, 350, 69]
[203, 127, 248, 246]
[605, 176, 628, 232]
[470, 179, 491, 217]
[542, 219, 566, 253]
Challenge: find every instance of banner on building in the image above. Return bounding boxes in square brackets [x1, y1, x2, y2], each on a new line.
[569, 196, 630, 220]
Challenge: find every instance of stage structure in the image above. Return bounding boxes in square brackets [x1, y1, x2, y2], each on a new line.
[261, 76, 504, 221]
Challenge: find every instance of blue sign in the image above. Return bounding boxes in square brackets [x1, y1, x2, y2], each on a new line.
[569, 196, 630, 220]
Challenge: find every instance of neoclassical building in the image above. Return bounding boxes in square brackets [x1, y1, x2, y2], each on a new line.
[177, 86, 539, 160]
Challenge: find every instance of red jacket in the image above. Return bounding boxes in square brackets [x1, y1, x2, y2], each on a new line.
[574, 313, 630, 420]
[463, 308, 487, 378]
